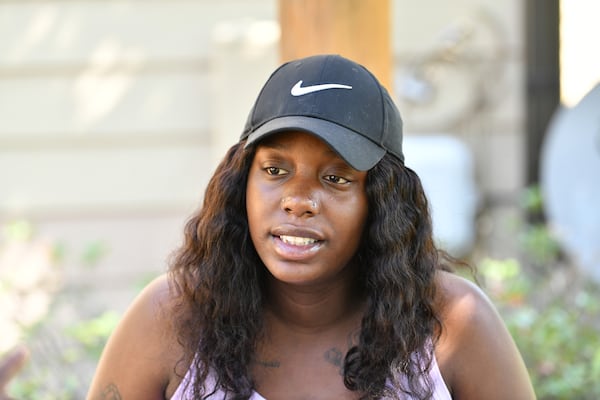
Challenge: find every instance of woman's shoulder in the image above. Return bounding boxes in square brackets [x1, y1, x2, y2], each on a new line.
[434, 269, 494, 325]
[86, 274, 187, 399]
[433, 270, 536, 399]
[433, 270, 500, 370]
[116, 273, 182, 342]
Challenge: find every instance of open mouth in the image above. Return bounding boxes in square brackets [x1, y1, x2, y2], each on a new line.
[270, 232, 324, 261]
[279, 235, 319, 246]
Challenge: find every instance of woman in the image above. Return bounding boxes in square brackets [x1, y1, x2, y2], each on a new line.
[87, 54, 535, 399]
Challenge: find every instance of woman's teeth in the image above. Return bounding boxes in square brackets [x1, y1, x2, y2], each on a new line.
[279, 235, 317, 246]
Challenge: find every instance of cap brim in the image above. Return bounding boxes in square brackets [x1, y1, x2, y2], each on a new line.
[244, 116, 386, 171]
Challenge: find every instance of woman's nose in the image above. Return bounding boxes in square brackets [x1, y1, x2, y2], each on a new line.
[280, 192, 319, 217]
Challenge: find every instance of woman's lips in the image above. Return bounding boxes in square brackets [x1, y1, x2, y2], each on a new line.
[272, 234, 323, 261]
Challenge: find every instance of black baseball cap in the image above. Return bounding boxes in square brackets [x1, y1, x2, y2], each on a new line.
[240, 54, 404, 171]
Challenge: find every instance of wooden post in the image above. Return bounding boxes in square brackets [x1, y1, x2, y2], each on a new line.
[278, 0, 392, 92]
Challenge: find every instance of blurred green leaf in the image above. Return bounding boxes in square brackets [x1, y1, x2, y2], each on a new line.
[520, 185, 544, 214]
[4, 219, 34, 241]
[66, 311, 120, 357]
[80, 241, 109, 267]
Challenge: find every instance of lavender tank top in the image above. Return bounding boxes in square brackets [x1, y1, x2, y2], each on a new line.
[170, 353, 451, 400]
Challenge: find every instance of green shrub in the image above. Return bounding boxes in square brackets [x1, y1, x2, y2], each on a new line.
[479, 257, 600, 399]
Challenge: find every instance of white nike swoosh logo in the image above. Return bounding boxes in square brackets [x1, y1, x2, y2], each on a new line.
[290, 80, 352, 96]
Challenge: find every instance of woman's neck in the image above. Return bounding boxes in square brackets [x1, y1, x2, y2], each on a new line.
[264, 272, 365, 334]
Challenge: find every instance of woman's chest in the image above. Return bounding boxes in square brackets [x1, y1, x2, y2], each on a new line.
[251, 340, 361, 400]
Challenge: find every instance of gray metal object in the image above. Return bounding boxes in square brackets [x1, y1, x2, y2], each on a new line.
[541, 83, 600, 281]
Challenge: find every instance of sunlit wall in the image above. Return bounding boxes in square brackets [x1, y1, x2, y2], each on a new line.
[560, 0, 600, 106]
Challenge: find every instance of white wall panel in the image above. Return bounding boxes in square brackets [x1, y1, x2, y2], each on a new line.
[0, 71, 212, 137]
[0, 0, 275, 68]
[0, 145, 215, 215]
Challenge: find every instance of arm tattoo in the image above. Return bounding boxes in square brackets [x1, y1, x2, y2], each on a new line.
[98, 383, 122, 400]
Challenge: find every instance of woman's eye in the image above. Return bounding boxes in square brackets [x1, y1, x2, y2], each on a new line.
[324, 175, 350, 184]
[265, 166, 287, 176]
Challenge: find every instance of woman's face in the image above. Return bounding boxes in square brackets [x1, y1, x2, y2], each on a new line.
[246, 130, 369, 287]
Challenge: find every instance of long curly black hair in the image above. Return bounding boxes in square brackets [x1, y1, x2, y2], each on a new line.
[168, 140, 448, 399]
